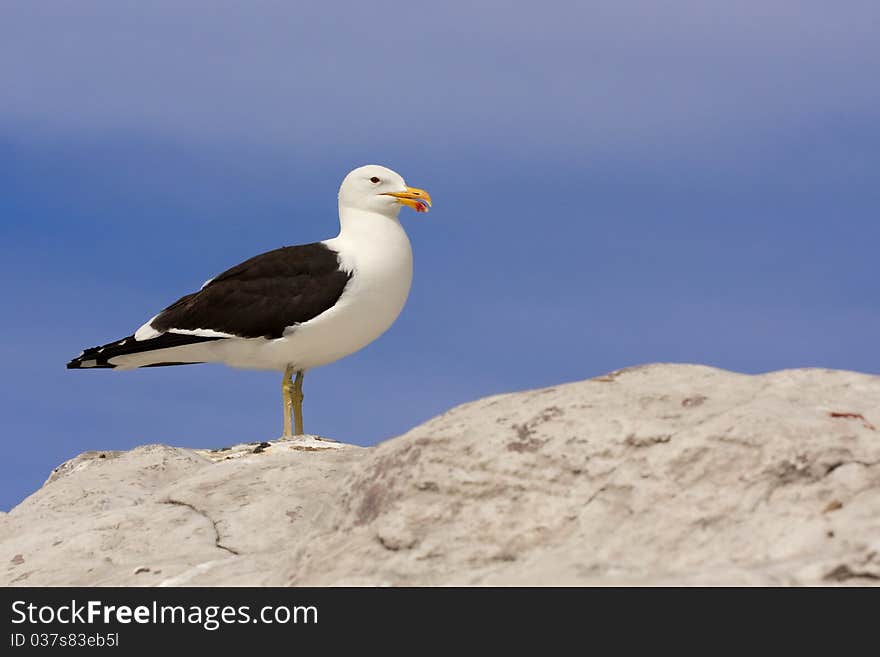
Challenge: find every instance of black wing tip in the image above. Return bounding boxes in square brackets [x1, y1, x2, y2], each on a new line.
[67, 349, 115, 369]
[66, 361, 114, 370]
[67, 338, 130, 370]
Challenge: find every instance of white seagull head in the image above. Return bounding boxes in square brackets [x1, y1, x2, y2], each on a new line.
[338, 164, 432, 218]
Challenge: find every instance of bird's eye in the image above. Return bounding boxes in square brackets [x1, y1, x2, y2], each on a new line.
[370, 176, 380, 183]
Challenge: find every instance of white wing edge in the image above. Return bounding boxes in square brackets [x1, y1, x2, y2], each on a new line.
[134, 314, 236, 341]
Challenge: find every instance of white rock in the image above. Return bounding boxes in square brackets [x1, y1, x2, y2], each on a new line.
[2, 364, 878, 586]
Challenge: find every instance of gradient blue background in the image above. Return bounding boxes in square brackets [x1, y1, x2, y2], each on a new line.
[2, 1, 878, 510]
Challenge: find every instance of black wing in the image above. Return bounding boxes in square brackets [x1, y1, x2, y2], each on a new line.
[151, 242, 352, 339]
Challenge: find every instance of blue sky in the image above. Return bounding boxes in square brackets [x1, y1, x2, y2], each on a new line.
[1, 1, 878, 509]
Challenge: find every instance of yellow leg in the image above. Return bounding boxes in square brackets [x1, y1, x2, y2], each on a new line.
[293, 370, 305, 436]
[281, 366, 305, 437]
[281, 365, 295, 438]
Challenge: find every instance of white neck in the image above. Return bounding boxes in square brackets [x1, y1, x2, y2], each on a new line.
[336, 204, 402, 237]
[324, 202, 414, 312]
[327, 205, 413, 275]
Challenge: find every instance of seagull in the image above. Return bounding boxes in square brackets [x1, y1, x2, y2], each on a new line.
[67, 164, 432, 437]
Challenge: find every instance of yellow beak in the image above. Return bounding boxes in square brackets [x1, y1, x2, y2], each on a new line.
[382, 187, 433, 213]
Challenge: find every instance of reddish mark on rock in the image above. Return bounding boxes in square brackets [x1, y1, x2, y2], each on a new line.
[355, 483, 386, 525]
[11, 554, 24, 565]
[507, 438, 546, 453]
[829, 412, 876, 431]
[823, 500, 843, 513]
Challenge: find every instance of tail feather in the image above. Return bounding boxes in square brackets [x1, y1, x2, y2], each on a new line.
[67, 333, 225, 369]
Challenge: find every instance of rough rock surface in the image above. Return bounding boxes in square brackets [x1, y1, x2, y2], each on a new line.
[2, 364, 879, 586]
